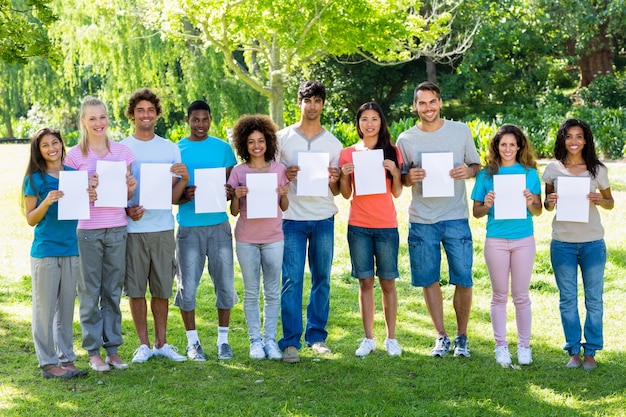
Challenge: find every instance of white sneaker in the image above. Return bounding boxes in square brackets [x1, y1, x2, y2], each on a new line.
[518, 346, 533, 365]
[495, 346, 512, 368]
[263, 339, 282, 360]
[384, 338, 402, 357]
[355, 338, 376, 357]
[132, 344, 152, 363]
[249, 340, 265, 360]
[153, 344, 187, 362]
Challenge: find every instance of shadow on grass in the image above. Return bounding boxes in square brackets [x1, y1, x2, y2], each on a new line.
[1, 271, 626, 416]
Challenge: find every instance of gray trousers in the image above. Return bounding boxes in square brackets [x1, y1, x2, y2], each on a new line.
[31, 256, 80, 369]
[76, 227, 126, 356]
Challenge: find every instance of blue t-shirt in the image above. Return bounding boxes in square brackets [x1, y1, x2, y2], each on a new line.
[176, 136, 237, 227]
[23, 167, 79, 258]
[471, 163, 541, 239]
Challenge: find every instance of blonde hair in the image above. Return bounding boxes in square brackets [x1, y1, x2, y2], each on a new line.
[78, 96, 110, 156]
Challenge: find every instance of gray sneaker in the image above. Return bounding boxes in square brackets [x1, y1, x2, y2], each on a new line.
[186, 342, 207, 362]
[453, 334, 471, 357]
[218, 343, 234, 360]
[430, 335, 451, 357]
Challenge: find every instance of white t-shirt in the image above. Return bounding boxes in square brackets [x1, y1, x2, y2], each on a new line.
[278, 125, 343, 221]
[397, 120, 480, 224]
[542, 161, 610, 243]
[121, 135, 182, 233]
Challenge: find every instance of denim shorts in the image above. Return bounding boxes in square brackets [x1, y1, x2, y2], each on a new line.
[347, 225, 399, 279]
[408, 219, 473, 287]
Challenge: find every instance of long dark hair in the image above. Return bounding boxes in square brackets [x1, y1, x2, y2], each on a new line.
[21, 127, 65, 209]
[355, 102, 398, 178]
[554, 119, 604, 178]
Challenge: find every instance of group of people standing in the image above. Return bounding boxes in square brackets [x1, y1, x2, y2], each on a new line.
[21, 80, 613, 379]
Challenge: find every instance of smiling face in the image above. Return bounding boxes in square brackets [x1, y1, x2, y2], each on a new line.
[498, 133, 520, 166]
[39, 133, 63, 165]
[414, 89, 442, 125]
[246, 130, 267, 160]
[186, 109, 211, 141]
[81, 104, 109, 140]
[564, 125, 586, 157]
[132, 99, 158, 133]
[358, 109, 381, 141]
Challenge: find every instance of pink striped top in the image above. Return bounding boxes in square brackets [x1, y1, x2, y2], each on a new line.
[65, 141, 135, 230]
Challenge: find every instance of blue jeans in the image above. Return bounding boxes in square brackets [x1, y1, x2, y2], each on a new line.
[550, 239, 606, 356]
[279, 217, 334, 350]
[236, 240, 284, 343]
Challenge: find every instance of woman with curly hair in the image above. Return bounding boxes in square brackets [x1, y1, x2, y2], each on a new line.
[227, 114, 289, 360]
[471, 124, 542, 367]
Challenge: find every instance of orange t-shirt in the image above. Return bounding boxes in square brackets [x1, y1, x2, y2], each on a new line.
[339, 145, 403, 229]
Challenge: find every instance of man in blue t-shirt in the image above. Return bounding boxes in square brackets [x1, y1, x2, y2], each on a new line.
[174, 100, 238, 361]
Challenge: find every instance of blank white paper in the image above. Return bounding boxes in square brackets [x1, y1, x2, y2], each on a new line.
[139, 163, 173, 210]
[297, 152, 329, 197]
[246, 173, 278, 219]
[58, 170, 90, 220]
[353, 149, 386, 196]
[422, 152, 454, 197]
[94, 160, 128, 208]
[194, 167, 227, 214]
[556, 176, 590, 223]
[493, 174, 527, 220]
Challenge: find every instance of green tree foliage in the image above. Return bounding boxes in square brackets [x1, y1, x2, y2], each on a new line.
[0, 0, 56, 64]
[146, 0, 468, 127]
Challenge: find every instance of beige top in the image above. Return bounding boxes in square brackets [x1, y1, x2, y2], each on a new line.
[542, 161, 610, 242]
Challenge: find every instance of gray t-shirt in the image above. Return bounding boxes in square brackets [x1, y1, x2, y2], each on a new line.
[396, 120, 480, 224]
[542, 161, 610, 243]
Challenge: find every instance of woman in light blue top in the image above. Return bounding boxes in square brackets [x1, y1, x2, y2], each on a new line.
[471, 125, 542, 367]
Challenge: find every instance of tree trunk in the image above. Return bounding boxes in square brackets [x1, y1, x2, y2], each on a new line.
[6, 118, 14, 138]
[269, 73, 285, 128]
[578, 21, 614, 87]
[425, 57, 437, 84]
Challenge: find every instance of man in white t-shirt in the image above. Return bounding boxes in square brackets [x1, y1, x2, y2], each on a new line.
[121, 88, 190, 364]
[397, 81, 480, 359]
[277, 81, 343, 363]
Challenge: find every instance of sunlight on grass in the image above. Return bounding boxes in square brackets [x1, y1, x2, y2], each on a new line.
[2, 144, 626, 417]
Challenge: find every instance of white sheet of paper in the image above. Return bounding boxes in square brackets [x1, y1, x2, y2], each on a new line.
[556, 176, 590, 223]
[58, 170, 90, 220]
[194, 167, 227, 213]
[94, 160, 127, 207]
[297, 152, 329, 196]
[246, 173, 278, 219]
[139, 163, 172, 210]
[422, 152, 454, 197]
[352, 149, 386, 196]
[493, 174, 527, 220]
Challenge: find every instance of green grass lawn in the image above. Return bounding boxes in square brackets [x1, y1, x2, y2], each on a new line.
[1, 144, 625, 416]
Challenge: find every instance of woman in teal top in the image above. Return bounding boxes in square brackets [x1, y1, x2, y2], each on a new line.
[22, 128, 95, 379]
[471, 125, 542, 368]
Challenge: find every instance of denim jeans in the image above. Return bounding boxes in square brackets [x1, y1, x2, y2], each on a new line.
[236, 240, 284, 343]
[279, 216, 334, 350]
[550, 239, 606, 356]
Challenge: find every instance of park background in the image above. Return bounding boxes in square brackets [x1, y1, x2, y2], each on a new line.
[2, 0, 626, 416]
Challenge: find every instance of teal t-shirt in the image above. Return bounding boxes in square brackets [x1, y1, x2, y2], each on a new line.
[176, 136, 237, 227]
[471, 163, 541, 239]
[23, 167, 79, 258]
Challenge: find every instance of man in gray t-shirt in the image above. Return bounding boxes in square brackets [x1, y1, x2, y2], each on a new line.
[397, 81, 480, 359]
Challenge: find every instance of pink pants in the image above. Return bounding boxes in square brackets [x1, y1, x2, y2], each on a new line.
[484, 236, 535, 348]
